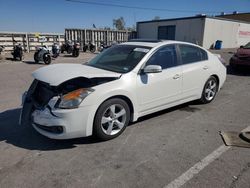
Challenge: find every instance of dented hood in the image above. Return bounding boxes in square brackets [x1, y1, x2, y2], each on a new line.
[32, 64, 121, 86]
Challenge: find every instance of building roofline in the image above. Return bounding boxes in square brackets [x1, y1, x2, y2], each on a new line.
[216, 12, 250, 16]
[137, 15, 207, 24]
[207, 16, 250, 24]
[137, 15, 250, 24]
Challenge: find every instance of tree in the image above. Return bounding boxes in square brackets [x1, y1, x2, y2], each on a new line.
[113, 17, 126, 30]
[104, 27, 111, 30]
[127, 25, 136, 31]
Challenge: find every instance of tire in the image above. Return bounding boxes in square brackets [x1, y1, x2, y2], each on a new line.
[68, 47, 73, 54]
[19, 52, 23, 61]
[83, 46, 87, 52]
[90, 47, 96, 53]
[199, 76, 218, 104]
[19, 55, 23, 61]
[73, 50, 79, 57]
[54, 53, 59, 58]
[43, 53, 51, 65]
[34, 52, 39, 63]
[230, 63, 238, 70]
[93, 98, 130, 141]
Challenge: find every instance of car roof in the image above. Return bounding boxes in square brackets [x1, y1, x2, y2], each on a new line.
[122, 40, 201, 48]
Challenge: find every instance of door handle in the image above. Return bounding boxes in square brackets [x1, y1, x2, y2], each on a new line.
[203, 66, 209, 70]
[173, 74, 180, 79]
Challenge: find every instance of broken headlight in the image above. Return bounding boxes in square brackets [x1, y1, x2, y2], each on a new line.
[57, 88, 94, 109]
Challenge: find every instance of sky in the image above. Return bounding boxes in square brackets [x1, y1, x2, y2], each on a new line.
[0, 0, 250, 33]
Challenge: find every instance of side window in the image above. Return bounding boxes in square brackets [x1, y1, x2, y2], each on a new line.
[145, 45, 178, 69]
[179, 45, 208, 64]
[200, 49, 208, 60]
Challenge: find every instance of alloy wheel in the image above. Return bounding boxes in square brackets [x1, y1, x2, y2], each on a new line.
[205, 79, 217, 101]
[101, 104, 127, 135]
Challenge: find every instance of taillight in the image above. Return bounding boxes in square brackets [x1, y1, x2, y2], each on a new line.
[214, 54, 226, 66]
[218, 56, 226, 66]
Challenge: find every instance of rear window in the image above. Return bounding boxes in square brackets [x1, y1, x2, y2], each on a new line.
[179, 45, 208, 64]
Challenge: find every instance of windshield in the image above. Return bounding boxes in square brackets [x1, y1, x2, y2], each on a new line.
[243, 42, 250, 49]
[87, 45, 151, 73]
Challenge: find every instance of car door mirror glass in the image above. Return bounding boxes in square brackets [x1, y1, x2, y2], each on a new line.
[143, 65, 162, 74]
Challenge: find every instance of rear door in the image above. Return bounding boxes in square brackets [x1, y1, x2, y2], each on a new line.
[177, 44, 210, 98]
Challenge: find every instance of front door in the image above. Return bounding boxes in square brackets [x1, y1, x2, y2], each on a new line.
[136, 45, 182, 114]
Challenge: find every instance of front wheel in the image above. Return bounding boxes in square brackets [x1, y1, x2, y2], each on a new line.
[34, 52, 39, 63]
[199, 76, 218, 104]
[93, 98, 130, 141]
[43, 53, 51, 65]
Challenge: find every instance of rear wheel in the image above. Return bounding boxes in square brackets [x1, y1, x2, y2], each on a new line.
[19, 55, 23, 61]
[93, 98, 130, 141]
[43, 53, 51, 65]
[72, 49, 79, 57]
[199, 76, 218, 104]
[90, 47, 96, 53]
[19, 52, 23, 61]
[83, 46, 87, 52]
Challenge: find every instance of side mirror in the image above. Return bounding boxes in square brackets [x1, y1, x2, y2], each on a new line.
[240, 45, 244, 48]
[142, 65, 162, 74]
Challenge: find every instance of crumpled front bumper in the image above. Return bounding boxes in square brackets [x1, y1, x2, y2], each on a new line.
[31, 106, 93, 139]
[19, 80, 96, 139]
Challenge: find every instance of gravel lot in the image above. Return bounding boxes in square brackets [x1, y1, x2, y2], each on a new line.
[0, 49, 250, 188]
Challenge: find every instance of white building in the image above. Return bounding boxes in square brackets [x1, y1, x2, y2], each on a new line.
[136, 15, 250, 49]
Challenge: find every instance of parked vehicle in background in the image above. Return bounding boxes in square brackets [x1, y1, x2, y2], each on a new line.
[61, 41, 80, 57]
[98, 41, 117, 52]
[34, 45, 52, 64]
[12, 44, 23, 61]
[52, 43, 60, 58]
[230, 42, 250, 68]
[72, 42, 80, 57]
[0, 45, 4, 54]
[61, 40, 73, 54]
[98, 41, 110, 52]
[0, 45, 4, 60]
[83, 41, 96, 53]
[20, 40, 226, 141]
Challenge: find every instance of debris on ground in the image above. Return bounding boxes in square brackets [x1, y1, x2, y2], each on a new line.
[220, 131, 250, 148]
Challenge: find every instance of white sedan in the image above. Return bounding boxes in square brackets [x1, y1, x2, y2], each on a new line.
[20, 40, 226, 140]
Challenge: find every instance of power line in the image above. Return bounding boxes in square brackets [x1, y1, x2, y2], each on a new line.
[65, 0, 223, 14]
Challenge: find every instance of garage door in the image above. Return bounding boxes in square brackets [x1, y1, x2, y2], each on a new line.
[158, 25, 176, 40]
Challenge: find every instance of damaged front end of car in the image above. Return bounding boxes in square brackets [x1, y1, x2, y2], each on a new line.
[19, 76, 118, 132]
